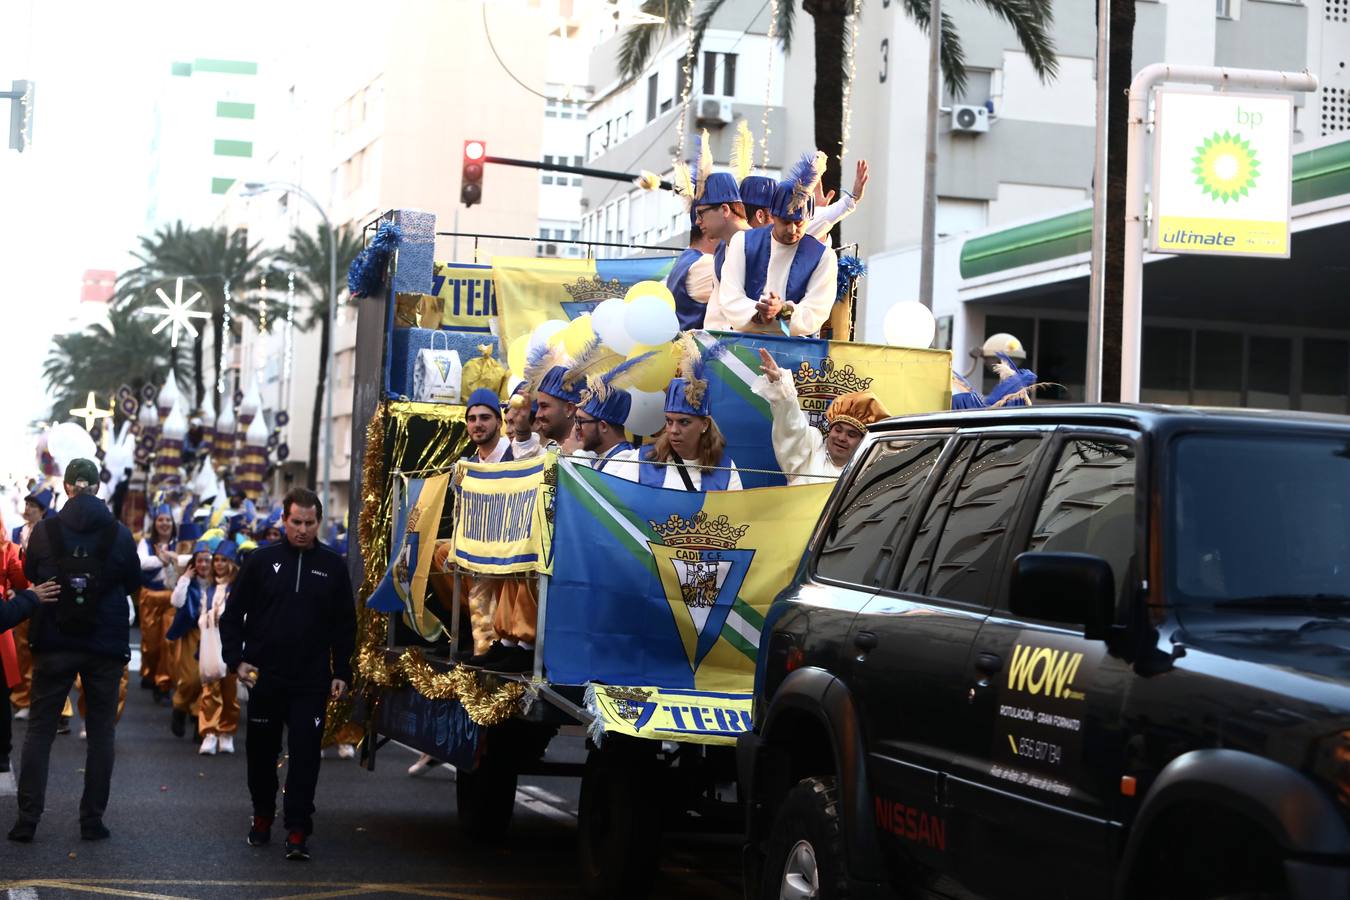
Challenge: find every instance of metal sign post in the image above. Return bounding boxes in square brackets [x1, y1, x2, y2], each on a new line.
[1119, 64, 1318, 403]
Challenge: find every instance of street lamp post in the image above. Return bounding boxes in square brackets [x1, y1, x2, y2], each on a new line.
[243, 180, 338, 538]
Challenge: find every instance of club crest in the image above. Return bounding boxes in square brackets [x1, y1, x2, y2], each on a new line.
[560, 274, 625, 319]
[792, 358, 873, 433]
[648, 512, 754, 672]
[601, 686, 656, 727]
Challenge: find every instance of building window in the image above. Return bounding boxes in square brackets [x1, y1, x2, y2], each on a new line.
[570, 229, 580, 240]
[646, 74, 658, 121]
[702, 51, 717, 94]
[723, 53, 737, 96]
[545, 98, 558, 118]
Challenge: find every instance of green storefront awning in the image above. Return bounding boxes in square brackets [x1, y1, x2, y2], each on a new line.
[959, 136, 1350, 280]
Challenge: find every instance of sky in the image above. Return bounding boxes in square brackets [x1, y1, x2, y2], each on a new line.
[0, 0, 281, 480]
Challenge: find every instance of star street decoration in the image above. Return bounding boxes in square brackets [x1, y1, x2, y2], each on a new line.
[143, 277, 210, 347]
[70, 391, 113, 432]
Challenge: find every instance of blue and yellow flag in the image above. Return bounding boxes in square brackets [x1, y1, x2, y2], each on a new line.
[367, 473, 451, 640]
[698, 331, 952, 487]
[452, 456, 553, 575]
[544, 461, 831, 692]
[493, 256, 676, 343]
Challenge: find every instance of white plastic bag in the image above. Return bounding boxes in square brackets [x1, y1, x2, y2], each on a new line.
[413, 331, 462, 404]
[198, 618, 228, 684]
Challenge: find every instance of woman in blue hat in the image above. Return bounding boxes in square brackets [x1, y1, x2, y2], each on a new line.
[636, 337, 743, 492]
[196, 541, 240, 755]
[136, 504, 180, 702]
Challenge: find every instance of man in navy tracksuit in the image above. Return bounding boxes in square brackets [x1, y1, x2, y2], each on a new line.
[220, 487, 356, 861]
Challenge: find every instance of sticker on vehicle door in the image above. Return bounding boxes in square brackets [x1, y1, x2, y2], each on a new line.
[989, 631, 1104, 797]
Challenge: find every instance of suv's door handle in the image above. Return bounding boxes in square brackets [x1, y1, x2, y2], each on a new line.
[854, 630, 878, 651]
[975, 651, 1003, 676]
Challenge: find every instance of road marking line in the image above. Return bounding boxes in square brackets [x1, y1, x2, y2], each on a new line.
[8, 888, 39, 900]
[16, 881, 188, 900]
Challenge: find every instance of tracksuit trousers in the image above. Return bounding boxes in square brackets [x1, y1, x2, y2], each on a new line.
[245, 683, 327, 834]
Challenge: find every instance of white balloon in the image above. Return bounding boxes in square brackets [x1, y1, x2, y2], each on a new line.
[48, 422, 98, 472]
[592, 298, 634, 354]
[624, 389, 666, 437]
[623, 296, 679, 347]
[528, 319, 568, 353]
[882, 301, 937, 349]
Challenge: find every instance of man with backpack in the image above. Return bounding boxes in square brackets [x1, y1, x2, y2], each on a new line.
[8, 459, 140, 844]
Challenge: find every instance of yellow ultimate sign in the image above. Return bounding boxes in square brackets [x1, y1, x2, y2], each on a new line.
[1152, 90, 1294, 258]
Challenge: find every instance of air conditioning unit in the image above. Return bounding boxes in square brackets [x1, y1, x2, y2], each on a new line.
[951, 104, 990, 134]
[696, 98, 733, 126]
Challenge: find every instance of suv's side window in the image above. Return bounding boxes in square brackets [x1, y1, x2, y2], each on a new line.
[1027, 437, 1137, 602]
[903, 436, 1043, 605]
[814, 436, 946, 589]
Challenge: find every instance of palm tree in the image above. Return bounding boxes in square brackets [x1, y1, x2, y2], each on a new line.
[274, 224, 365, 490]
[43, 304, 190, 425]
[115, 222, 275, 408]
[618, 0, 1059, 210]
[1100, 0, 1136, 402]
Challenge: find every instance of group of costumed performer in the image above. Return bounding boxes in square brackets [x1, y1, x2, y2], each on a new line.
[168, 532, 241, 755]
[656, 123, 870, 337]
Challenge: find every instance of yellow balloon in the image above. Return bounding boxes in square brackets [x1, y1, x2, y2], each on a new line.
[624, 341, 680, 394]
[507, 334, 531, 380]
[550, 314, 598, 358]
[624, 280, 676, 311]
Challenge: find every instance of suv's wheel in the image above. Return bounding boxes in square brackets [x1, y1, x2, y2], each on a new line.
[455, 750, 517, 840]
[577, 746, 663, 899]
[760, 776, 850, 900]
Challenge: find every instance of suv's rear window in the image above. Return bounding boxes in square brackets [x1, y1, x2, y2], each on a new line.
[1171, 433, 1350, 609]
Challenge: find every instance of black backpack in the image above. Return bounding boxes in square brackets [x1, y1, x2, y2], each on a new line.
[41, 518, 119, 636]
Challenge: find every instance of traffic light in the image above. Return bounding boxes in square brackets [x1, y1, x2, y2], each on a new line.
[461, 139, 486, 207]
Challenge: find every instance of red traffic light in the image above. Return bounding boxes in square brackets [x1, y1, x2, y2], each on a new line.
[462, 140, 486, 207]
[465, 140, 486, 161]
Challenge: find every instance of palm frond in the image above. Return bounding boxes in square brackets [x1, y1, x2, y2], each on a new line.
[974, 0, 1058, 82]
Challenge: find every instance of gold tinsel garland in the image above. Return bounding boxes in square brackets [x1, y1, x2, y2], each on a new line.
[347, 402, 523, 729]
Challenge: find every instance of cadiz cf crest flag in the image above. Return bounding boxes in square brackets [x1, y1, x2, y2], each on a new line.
[367, 473, 451, 640]
[697, 331, 951, 487]
[492, 256, 677, 343]
[544, 461, 831, 692]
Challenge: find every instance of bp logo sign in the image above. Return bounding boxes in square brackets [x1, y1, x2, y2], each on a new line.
[1192, 131, 1260, 203]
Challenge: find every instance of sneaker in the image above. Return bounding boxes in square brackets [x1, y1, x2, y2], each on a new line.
[407, 753, 442, 776]
[337, 743, 355, 760]
[80, 821, 111, 841]
[284, 830, 310, 861]
[198, 734, 218, 755]
[461, 641, 511, 669]
[170, 709, 186, 738]
[247, 815, 273, 847]
[218, 734, 235, 754]
[79, 727, 87, 740]
[56, 717, 70, 735]
[13, 707, 29, 720]
[7, 820, 36, 842]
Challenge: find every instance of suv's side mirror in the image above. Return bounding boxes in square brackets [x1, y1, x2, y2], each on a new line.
[1010, 552, 1116, 641]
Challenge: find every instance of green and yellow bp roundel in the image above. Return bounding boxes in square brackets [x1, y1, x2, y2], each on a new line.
[1192, 131, 1260, 203]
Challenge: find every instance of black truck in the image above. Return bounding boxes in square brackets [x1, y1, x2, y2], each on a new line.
[739, 405, 1350, 900]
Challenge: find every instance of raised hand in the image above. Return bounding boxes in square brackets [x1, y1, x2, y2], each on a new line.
[758, 347, 783, 384]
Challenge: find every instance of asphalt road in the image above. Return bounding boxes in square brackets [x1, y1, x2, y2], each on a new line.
[0, 643, 743, 900]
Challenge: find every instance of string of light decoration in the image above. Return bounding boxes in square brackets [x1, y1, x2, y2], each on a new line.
[673, 32, 699, 167]
[258, 274, 269, 334]
[839, 0, 862, 162]
[761, 0, 779, 167]
[218, 279, 233, 396]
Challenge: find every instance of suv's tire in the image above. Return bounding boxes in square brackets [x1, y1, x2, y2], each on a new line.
[759, 776, 850, 900]
[455, 751, 518, 841]
[578, 746, 663, 899]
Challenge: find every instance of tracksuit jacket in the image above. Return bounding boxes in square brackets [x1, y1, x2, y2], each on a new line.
[220, 539, 356, 693]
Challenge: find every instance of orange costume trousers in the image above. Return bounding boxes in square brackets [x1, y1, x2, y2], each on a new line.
[199, 674, 238, 736]
[491, 577, 538, 645]
[171, 629, 201, 716]
[9, 620, 32, 708]
[138, 587, 175, 690]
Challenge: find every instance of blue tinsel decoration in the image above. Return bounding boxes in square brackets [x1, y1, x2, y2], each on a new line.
[835, 254, 868, 302]
[347, 221, 403, 298]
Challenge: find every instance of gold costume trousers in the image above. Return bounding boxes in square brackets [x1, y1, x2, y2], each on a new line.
[171, 629, 201, 715]
[491, 577, 538, 645]
[138, 588, 175, 690]
[198, 673, 238, 736]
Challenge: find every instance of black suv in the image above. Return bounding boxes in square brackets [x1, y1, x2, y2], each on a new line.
[739, 406, 1350, 900]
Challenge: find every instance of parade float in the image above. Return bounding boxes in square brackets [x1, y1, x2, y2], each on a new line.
[343, 208, 951, 897]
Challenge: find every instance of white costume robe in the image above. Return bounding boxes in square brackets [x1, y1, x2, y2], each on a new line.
[712, 230, 838, 337]
[752, 374, 842, 486]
